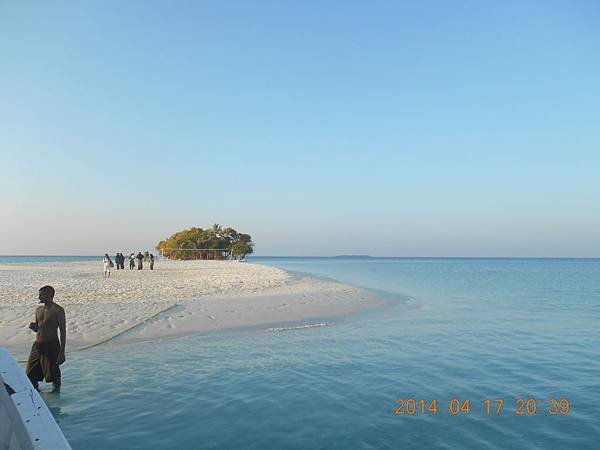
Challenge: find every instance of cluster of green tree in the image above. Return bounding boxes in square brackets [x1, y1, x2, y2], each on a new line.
[156, 224, 254, 260]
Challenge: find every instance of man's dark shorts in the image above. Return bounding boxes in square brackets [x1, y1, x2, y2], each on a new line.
[26, 338, 61, 387]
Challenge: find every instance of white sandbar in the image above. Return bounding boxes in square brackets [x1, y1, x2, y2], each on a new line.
[0, 260, 386, 356]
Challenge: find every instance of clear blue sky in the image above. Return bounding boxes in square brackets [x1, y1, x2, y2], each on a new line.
[1, 1, 599, 256]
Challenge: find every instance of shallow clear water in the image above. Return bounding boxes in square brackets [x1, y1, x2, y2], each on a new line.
[39, 258, 599, 449]
[0, 255, 99, 264]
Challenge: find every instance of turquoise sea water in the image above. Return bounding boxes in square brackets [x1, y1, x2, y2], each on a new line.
[34, 257, 600, 449]
[0, 255, 99, 264]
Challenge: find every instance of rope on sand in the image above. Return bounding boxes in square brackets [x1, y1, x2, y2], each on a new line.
[72, 303, 179, 352]
[17, 303, 179, 363]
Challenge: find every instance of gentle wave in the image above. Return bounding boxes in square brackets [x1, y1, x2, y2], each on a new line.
[264, 322, 334, 332]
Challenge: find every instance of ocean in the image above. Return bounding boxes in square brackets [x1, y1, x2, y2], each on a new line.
[0, 256, 100, 264]
[28, 257, 600, 448]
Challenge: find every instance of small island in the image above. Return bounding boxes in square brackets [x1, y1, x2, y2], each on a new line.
[156, 224, 254, 260]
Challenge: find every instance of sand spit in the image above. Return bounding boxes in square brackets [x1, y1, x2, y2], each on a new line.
[0, 260, 386, 356]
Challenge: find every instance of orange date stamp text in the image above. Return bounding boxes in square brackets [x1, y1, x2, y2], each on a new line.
[394, 398, 571, 416]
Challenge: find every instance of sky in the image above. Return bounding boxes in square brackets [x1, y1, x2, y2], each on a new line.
[1, 1, 599, 256]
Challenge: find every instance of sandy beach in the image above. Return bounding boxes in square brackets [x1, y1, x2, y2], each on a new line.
[0, 260, 387, 357]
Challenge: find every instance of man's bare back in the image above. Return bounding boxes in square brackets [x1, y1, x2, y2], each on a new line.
[33, 302, 66, 342]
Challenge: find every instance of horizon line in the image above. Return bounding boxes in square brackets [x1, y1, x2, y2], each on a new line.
[1, 254, 599, 260]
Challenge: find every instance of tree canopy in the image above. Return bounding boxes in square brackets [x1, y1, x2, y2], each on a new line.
[156, 225, 254, 260]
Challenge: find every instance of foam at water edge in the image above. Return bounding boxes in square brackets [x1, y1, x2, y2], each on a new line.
[264, 322, 334, 332]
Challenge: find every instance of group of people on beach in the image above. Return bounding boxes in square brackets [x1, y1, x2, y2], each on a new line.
[103, 252, 154, 277]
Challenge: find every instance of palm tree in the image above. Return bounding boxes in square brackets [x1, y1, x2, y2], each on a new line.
[211, 223, 222, 238]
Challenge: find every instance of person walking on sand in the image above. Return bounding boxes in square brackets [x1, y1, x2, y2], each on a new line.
[103, 253, 113, 278]
[115, 253, 121, 270]
[149, 253, 155, 270]
[26, 285, 66, 392]
[129, 253, 135, 270]
[136, 252, 144, 270]
[119, 253, 125, 270]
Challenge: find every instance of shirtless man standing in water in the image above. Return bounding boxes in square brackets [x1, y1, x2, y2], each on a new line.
[26, 285, 66, 392]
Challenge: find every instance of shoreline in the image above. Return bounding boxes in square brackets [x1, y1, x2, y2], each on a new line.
[1, 260, 390, 358]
